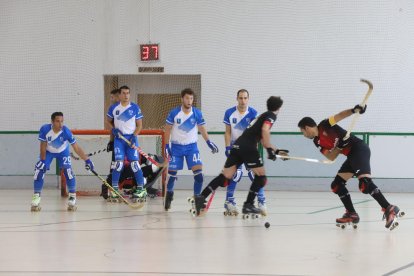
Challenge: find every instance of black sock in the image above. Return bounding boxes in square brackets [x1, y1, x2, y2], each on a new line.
[245, 179, 263, 204]
[339, 193, 356, 213]
[201, 174, 225, 198]
[371, 189, 390, 209]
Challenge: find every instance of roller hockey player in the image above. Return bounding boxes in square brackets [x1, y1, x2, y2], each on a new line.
[194, 96, 288, 217]
[164, 88, 218, 211]
[298, 104, 404, 230]
[106, 86, 146, 203]
[31, 112, 94, 212]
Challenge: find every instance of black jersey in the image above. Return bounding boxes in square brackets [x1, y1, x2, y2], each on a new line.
[314, 119, 362, 156]
[235, 111, 277, 146]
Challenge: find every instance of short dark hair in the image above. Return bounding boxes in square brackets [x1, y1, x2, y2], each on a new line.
[119, 85, 130, 91]
[298, 117, 317, 129]
[51, 112, 63, 121]
[237, 89, 249, 98]
[110, 88, 120, 95]
[181, 88, 194, 98]
[266, 96, 283, 111]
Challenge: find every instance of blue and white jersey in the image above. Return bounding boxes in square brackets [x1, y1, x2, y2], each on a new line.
[38, 124, 76, 154]
[107, 102, 143, 135]
[166, 106, 205, 145]
[223, 106, 258, 143]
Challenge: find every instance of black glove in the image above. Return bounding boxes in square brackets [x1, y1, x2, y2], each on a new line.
[352, 104, 367, 114]
[275, 149, 289, 161]
[337, 136, 351, 149]
[107, 141, 114, 152]
[266, 148, 277, 161]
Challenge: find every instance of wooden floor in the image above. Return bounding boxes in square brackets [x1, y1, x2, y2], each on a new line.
[0, 189, 413, 276]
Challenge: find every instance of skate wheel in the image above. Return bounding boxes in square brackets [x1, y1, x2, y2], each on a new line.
[223, 212, 227, 216]
[353, 224, 358, 229]
[399, 211, 405, 217]
[243, 214, 249, 220]
[191, 209, 196, 216]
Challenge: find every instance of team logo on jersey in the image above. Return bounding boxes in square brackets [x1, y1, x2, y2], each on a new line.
[60, 137, 63, 142]
[47, 136, 51, 141]
[128, 110, 133, 115]
[190, 118, 195, 124]
[177, 118, 181, 124]
[232, 118, 237, 124]
[116, 110, 120, 115]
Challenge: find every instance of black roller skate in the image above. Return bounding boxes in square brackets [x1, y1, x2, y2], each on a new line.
[164, 191, 174, 211]
[131, 187, 147, 203]
[242, 202, 261, 219]
[67, 193, 77, 211]
[383, 205, 405, 230]
[191, 195, 206, 216]
[336, 210, 359, 229]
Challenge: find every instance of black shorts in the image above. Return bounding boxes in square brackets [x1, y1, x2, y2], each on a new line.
[338, 141, 371, 176]
[224, 141, 263, 169]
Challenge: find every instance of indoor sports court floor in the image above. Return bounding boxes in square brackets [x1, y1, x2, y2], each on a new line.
[0, 189, 413, 276]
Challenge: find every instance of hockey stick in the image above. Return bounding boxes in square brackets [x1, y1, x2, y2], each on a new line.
[90, 169, 144, 209]
[117, 133, 168, 168]
[275, 155, 335, 164]
[70, 148, 107, 160]
[344, 79, 373, 139]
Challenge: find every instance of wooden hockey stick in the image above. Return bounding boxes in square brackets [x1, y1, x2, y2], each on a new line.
[90, 169, 144, 209]
[117, 133, 168, 168]
[344, 79, 373, 139]
[275, 155, 335, 164]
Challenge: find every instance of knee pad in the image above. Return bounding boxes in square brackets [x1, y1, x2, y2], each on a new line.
[232, 169, 243, 183]
[247, 170, 255, 182]
[33, 168, 45, 181]
[130, 161, 141, 173]
[359, 177, 379, 195]
[193, 169, 203, 183]
[253, 175, 267, 188]
[331, 175, 347, 195]
[211, 173, 230, 188]
[63, 168, 75, 180]
[114, 161, 124, 172]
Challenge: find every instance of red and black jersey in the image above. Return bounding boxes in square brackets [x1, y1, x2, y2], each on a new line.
[313, 118, 361, 156]
[235, 111, 277, 146]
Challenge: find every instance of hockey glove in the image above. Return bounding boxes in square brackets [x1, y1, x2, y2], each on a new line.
[266, 148, 277, 161]
[275, 149, 290, 161]
[35, 160, 46, 171]
[106, 141, 114, 152]
[85, 159, 94, 171]
[165, 144, 172, 160]
[206, 140, 219, 153]
[352, 104, 367, 114]
[225, 146, 232, 157]
[337, 136, 351, 149]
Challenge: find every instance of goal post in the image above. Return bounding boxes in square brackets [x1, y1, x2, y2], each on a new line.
[60, 129, 166, 197]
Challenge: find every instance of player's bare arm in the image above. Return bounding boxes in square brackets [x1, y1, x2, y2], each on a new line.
[331, 109, 354, 124]
[39, 141, 47, 160]
[224, 124, 231, 148]
[260, 123, 275, 151]
[106, 117, 115, 131]
[322, 147, 342, 161]
[198, 124, 210, 142]
[71, 143, 89, 161]
[134, 119, 142, 136]
[164, 124, 172, 144]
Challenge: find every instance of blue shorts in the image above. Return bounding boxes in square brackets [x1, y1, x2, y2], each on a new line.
[169, 143, 202, 170]
[44, 148, 72, 170]
[114, 135, 139, 162]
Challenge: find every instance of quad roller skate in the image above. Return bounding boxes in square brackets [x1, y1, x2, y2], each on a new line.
[336, 210, 359, 229]
[131, 187, 147, 203]
[30, 193, 41, 212]
[258, 202, 267, 217]
[67, 193, 77, 211]
[383, 205, 405, 231]
[107, 188, 121, 203]
[188, 195, 206, 216]
[223, 200, 239, 216]
[242, 202, 261, 219]
[164, 191, 174, 211]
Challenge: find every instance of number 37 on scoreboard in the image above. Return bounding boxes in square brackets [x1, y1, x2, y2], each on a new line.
[140, 44, 159, 61]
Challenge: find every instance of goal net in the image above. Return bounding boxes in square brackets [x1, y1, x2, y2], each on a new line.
[61, 129, 165, 196]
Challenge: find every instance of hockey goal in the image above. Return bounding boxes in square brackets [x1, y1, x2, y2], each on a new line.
[60, 129, 165, 196]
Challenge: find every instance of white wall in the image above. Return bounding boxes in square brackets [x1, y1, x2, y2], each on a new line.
[1, 0, 414, 132]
